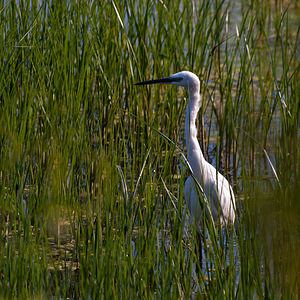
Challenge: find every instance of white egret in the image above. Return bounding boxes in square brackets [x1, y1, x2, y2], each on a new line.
[135, 71, 236, 263]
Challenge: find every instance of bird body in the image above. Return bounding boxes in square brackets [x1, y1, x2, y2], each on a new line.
[135, 71, 235, 232]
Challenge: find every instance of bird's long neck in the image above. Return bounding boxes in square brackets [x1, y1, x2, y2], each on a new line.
[185, 88, 205, 177]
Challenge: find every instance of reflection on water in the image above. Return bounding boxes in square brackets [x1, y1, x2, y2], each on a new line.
[252, 190, 300, 293]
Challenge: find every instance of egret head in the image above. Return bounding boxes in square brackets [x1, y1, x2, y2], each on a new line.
[135, 71, 200, 92]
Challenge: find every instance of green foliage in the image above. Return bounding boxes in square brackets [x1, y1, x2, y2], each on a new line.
[0, 0, 299, 298]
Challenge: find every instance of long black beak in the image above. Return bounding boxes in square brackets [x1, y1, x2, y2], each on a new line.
[135, 76, 182, 86]
[135, 77, 173, 85]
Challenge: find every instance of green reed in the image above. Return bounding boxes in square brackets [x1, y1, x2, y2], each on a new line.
[0, 0, 299, 298]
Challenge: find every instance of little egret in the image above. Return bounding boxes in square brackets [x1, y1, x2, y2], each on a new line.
[135, 71, 236, 263]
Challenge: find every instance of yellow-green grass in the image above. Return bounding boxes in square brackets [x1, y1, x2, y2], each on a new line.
[0, 0, 299, 298]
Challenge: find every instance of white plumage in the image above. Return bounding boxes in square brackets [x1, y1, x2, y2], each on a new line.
[136, 71, 235, 233]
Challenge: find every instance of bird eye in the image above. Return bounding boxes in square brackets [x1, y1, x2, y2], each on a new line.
[172, 77, 183, 82]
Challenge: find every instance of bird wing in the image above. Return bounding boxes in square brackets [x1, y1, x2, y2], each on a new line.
[203, 162, 235, 225]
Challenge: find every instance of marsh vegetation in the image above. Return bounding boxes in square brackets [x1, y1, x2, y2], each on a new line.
[0, 0, 299, 298]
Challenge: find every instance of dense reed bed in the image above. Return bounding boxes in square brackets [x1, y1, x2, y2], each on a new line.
[0, 0, 299, 298]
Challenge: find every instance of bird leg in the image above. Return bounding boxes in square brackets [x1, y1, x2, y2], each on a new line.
[196, 231, 203, 273]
